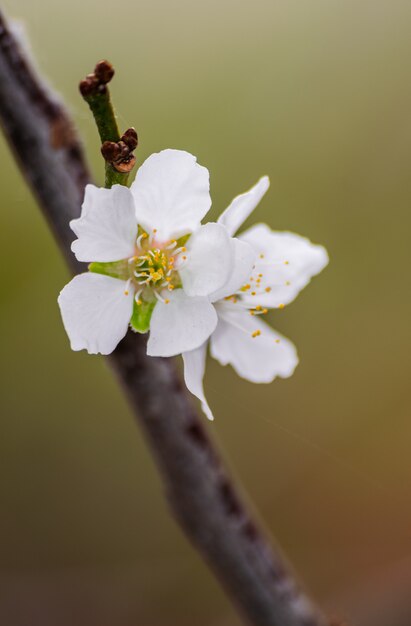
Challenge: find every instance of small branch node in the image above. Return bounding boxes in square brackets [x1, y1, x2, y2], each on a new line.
[79, 60, 114, 98]
[101, 127, 138, 173]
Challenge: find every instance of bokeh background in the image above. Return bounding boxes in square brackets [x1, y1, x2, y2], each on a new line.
[1, 0, 411, 624]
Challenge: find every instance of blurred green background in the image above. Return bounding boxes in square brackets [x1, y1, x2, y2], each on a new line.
[1, 0, 411, 624]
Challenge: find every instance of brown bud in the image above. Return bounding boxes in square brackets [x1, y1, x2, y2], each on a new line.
[79, 74, 99, 97]
[101, 141, 122, 162]
[94, 60, 114, 84]
[121, 128, 138, 151]
[113, 154, 137, 173]
[116, 140, 130, 160]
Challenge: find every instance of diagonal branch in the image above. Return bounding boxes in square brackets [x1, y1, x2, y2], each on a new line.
[0, 10, 330, 626]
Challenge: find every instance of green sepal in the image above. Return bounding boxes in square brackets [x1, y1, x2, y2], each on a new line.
[130, 299, 156, 334]
[89, 259, 130, 280]
[177, 233, 190, 246]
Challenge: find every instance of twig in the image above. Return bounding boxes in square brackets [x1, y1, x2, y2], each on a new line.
[80, 60, 136, 187]
[0, 10, 329, 626]
[79, 60, 118, 143]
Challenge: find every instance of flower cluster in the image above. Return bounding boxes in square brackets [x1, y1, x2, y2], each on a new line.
[58, 149, 328, 420]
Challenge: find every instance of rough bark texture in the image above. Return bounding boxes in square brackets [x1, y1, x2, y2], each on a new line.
[0, 10, 329, 626]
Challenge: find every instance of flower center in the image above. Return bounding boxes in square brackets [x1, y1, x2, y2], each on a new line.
[127, 231, 187, 303]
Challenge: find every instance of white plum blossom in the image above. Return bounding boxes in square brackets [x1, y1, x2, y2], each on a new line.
[182, 177, 329, 421]
[58, 149, 328, 423]
[58, 150, 237, 357]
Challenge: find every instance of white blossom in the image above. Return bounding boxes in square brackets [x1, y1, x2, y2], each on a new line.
[58, 150, 328, 422]
[182, 177, 329, 420]
[58, 150, 236, 357]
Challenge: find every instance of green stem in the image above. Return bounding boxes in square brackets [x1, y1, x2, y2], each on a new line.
[83, 90, 129, 188]
[104, 162, 128, 188]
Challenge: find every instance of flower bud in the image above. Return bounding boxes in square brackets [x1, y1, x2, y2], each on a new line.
[122, 128, 138, 151]
[101, 141, 122, 162]
[94, 60, 114, 84]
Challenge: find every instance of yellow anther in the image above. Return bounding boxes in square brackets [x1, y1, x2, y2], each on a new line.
[165, 299, 170, 304]
[182, 255, 187, 260]
[265, 287, 271, 293]
[251, 291, 256, 296]
[250, 311, 255, 316]
[262, 308, 268, 314]
[241, 284, 251, 292]
[168, 284, 175, 290]
[124, 290, 129, 296]
[285, 281, 291, 286]
[153, 228, 157, 233]
[136, 299, 142, 305]
[255, 305, 262, 311]
[258, 273, 263, 277]
[251, 330, 261, 338]
[284, 260, 289, 265]
[278, 303, 285, 309]
[275, 339, 280, 344]
[259, 253, 265, 259]
[181, 246, 187, 252]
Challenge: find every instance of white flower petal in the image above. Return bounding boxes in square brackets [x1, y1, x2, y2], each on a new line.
[239, 224, 329, 308]
[179, 223, 232, 297]
[182, 343, 215, 421]
[210, 303, 298, 383]
[70, 184, 137, 262]
[131, 149, 211, 242]
[147, 289, 217, 357]
[209, 237, 257, 302]
[58, 273, 134, 355]
[217, 176, 270, 236]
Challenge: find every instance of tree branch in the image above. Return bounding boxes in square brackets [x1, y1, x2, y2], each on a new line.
[0, 10, 330, 626]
